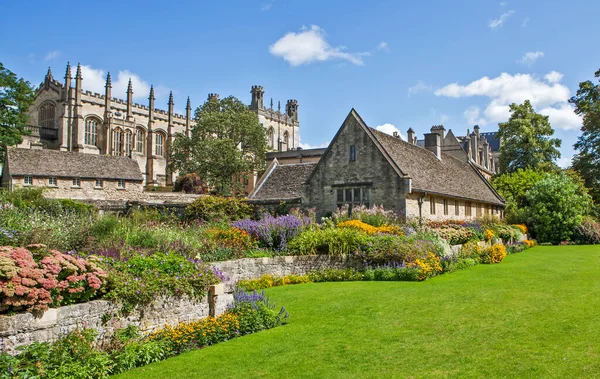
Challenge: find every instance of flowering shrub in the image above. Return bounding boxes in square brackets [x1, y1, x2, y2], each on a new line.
[480, 244, 507, 264]
[523, 240, 536, 248]
[431, 224, 477, 245]
[513, 224, 528, 234]
[409, 252, 443, 281]
[337, 220, 403, 236]
[204, 227, 257, 258]
[356, 235, 437, 266]
[237, 274, 310, 291]
[573, 217, 600, 244]
[100, 252, 222, 313]
[484, 229, 495, 242]
[0, 245, 107, 314]
[491, 225, 522, 242]
[232, 214, 311, 251]
[459, 242, 484, 261]
[286, 227, 370, 256]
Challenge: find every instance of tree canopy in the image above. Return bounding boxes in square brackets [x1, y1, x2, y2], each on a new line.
[497, 100, 561, 173]
[0, 62, 35, 162]
[170, 96, 267, 196]
[569, 68, 600, 215]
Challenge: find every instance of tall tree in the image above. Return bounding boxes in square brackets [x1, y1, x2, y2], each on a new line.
[0, 62, 35, 162]
[497, 100, 561, 173]
[569, 68, 600, 213]
[170, 96, 267, 196]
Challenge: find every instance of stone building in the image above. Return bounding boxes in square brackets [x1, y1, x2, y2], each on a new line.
[20, 63, 300, 189]
[1, 147, 144, 200]
[252, 109, 504, 220]
[249, 159, 316, 207]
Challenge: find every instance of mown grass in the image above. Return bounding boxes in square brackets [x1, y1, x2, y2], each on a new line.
[117, 246, 600, 378]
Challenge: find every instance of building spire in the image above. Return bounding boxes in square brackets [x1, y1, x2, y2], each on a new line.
[126, 78, 133, 120]
[149, 85, 155, 101]
[45, 67, 53, 81]
[186, 96, 191, 110]
[105, 72, 112, 87]
[75, 63, 82, 79]
[270, 98, 273, 111]
[64, 62, 71, 80]
[127, 78, 133, 94]
[168, 91, 174, 106]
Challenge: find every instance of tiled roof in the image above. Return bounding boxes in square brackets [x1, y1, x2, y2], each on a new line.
[368, 128, 504, 205]
[250, 162, 316, 202]
[5, 148, 143, 181]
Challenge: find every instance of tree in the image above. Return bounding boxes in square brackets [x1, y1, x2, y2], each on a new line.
[497, 100, 561, 173]
[170, 96, 267, 196]
[526, 172, 591, 244]
[491, 168, 546, 224]
[0, 62, 35, 162]
[569, 68, 600, 215]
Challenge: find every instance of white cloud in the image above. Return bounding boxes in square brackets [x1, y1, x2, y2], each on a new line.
[375, 123, 405, 140]
[464, 107, 486, 126]
[408, 80, 432, 96]
[556, 156, 573, 169]
[260, 2, 272, 11]
[522, 17, 530, 27]
[437, 72, 580, 130]
[545, 71, 564, 84]
[44, 50, 60, 61]
[539, 104, 582, 131]
[519, 51, 544, 65]
[269, 25, 369, 66]
[489, 10, 515, 29]
[79, 64, 154, 102]
[377, 41, 390, 53]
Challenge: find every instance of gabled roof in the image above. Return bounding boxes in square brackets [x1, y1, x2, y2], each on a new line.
[266, 148, 326, 160]
[5, 148, 143, 181]
[369, 128, 504, 205]
[249, 160, 316, 203]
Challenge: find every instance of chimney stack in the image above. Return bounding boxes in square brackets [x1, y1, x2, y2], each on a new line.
[424, 133, 441, 160]
[407, 128, 416, 144]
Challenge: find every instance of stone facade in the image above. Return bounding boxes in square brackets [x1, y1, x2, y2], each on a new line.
[301, 109, 505, 219]
[21, 65, 300, 190]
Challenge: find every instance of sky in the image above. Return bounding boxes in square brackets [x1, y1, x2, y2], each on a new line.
[2, 0, 599, 167]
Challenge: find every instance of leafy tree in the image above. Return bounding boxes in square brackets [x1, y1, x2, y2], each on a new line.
[491, 169, 546, 224]
[497, 100, 562, 173]
[526, 172, 591, 244]
[569, 68, 600, 214]
[170, 96, 267, 196]
[0, 62, 35, 161]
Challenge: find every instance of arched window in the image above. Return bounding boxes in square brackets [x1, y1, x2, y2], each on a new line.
[267, 127, 274, 148]
[136, 128, 145, 153]
[155, 133, 165, 156]
[84, 118, 98, 146]
[113, 128, 123, 155]
[283, 131, 289, 149]
[124, 130, 133, 156]
[38, 102, 56, 129]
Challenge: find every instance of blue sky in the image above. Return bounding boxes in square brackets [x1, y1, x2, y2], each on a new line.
[2, 0, 599, 166]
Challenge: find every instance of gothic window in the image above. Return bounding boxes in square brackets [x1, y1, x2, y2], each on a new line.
[125, 130, 133, 156]
[84, 118, 99, 146]
[38, 102, 56, 129]
[267, 127, 274, 149]
[136, 128, 145, 153]
[283, 131, 289, 148]
[113, 128, 123, 155]
[155, 133, 165, 156]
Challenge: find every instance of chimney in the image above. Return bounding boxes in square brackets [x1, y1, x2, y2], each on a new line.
[407, 128, 415, 144]
[430, 125, 446, 141]
[392, 131, 400, 139]
[424, 133, 441, 160]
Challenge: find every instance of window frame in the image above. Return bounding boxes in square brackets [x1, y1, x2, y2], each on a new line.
[465, 201, 472, 217]
[84, 118, 99, 146]
[95, 179, 103, 188]
[24, 176, 33, 186]
[117, 179, 126, 189]
[443, 198, 449, 216]
[430, 196, 436, 215]
[48, 177, 57, 187]
[136, 128, 145, 153]
[155, 133, 165, 157]
[335, 187, 370, 208]
[349, 145, 356, 162]
[454, 199, 460, 216]
[72, 178, 81, 188]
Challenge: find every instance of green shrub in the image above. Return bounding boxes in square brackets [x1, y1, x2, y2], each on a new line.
[308, 268, 364, 282]
[362, 266, 420, 281]
[356, 235, 439, 266]
[286, 227, 370, 256]
[237, 274, 310, 291]
[432, 225, 478, 245]
[185, 196, 253, 222]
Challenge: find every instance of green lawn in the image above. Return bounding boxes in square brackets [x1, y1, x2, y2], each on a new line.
[117, 246, 600, 378]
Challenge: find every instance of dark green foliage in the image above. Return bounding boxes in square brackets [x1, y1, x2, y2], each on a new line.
[185, 195, 253, 222]
[170, 96, 267, 195]
[308, 268, 364, 282]
[492, 169, 546, 223]
[0, 62, 35, 162]
[497, 100, 561, 173]
[526, 172, 591, 244]
[174, 173, 207, 194]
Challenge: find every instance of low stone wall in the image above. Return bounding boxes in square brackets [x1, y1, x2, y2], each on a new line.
[214, 255, 360, 292]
